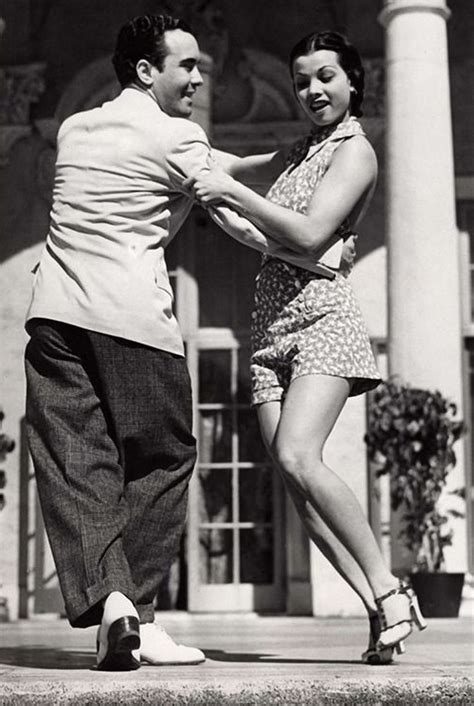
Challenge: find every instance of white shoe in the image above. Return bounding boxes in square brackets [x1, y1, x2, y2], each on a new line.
[140, 622, 205, 665]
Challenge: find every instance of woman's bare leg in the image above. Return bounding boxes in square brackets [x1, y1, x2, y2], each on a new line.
[258, 400, 377, 615]
[267, 375, 399, 599]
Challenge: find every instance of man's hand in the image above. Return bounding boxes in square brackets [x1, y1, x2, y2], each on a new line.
[187, 163, 236, 207]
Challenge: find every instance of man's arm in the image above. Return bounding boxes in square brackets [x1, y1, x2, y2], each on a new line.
[208, 204, 340, 277]
[192, 138, 377, 258]
[167, 123, 334, 275]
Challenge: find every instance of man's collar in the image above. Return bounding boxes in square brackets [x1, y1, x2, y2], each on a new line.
[121, 85, 163, 111]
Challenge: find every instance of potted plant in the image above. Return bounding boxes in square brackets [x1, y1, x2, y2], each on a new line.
[365, 379, 466, 617]
[0, 406, 14, 511]
[0, 406, 15, 622]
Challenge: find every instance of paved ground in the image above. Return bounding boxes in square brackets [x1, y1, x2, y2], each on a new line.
[0, 614, 473, 704]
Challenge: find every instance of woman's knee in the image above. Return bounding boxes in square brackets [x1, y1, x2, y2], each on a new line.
[273, 438, 323, 489]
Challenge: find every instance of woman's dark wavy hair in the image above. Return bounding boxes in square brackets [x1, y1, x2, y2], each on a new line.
[112, 14, 192, 87]
[289, 31, 365, 117]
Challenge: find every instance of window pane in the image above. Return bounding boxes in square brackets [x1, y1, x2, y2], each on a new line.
[168, 272, 178, 316]
[240, 528, 273, 584]
[469, 343, 474, 570]
[196, 214, 235, 328]
[469, 223, 474, 264]
[238, 409, 267, 462]
[199, 410, 232, 463]
[195, 211, 261, 329]
[165, 235, 179, 271]
[233, 251, 261, 330]
[239, 467, 273, 523]
[237, 346, 252, 404]
[199, 529, 233, 584]
[469, 348, 474, 464]
[199, 350, 231, 403]
[470, 269, 474, 320]
[198, 468, 232, 523]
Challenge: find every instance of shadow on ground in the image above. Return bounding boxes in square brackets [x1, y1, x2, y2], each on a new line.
[0, 647, 363, 669]
[0, 648, 94, 670]
[203, 649, 361, 665]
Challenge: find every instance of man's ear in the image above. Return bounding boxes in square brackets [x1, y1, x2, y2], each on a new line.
[135, 59, 154, 86]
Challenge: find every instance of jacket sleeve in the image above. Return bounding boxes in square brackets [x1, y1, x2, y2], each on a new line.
[166, 121, 337, 276]
[208, 207, 339, 276]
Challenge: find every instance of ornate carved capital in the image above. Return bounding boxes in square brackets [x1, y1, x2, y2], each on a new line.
[0, 63, 46, 126]
[0, 125, 31, 166]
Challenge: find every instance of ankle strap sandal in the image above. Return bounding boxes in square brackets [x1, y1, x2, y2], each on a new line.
[375, 580, 427, 650]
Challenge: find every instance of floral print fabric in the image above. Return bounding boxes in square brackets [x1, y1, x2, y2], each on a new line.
[250, 118, 381, 404]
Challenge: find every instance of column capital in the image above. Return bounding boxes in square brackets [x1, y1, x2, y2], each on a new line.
[0, 63, 46, 126]
[379, 0, 451, 28]
[0, 125, 31, 166]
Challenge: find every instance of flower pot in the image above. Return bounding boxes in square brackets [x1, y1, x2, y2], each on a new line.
[410, 572, 465, 618]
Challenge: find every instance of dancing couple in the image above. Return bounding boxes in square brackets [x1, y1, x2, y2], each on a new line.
[24, 13, 426, 670]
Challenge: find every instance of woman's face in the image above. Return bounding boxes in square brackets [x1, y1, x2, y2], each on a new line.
[292, 49, 352, 128]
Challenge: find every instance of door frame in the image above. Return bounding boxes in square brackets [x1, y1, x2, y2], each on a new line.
[186, 328, 285, 612]
[174, 215, 285, 612]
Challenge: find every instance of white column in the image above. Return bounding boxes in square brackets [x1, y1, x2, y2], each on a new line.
[380, 0, 467, 571]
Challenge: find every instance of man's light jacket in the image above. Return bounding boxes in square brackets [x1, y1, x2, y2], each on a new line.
[27, 88, 339, 355]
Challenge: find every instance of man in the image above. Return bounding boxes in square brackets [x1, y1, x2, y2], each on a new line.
[24, 14, 335, 671]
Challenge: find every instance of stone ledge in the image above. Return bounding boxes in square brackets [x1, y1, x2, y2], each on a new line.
[1, 677, 473, 705]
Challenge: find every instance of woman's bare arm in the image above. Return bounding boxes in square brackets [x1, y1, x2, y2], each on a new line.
[211, 148, 287, 187]
[195, 137, 377, 255]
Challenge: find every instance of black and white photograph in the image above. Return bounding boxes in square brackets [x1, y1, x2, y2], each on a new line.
[0, 1, 472, 703]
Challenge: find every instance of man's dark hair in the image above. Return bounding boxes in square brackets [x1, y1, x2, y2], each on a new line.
[112, 14, 192, 87]
[289, 31, 365, 117]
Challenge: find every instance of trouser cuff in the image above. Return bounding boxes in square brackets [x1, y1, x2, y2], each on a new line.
[68, 578, 138, 628]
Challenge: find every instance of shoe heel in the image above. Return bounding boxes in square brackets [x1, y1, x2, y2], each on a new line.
[98, 616, 141, 671]
[395, 640, 405, 655]
[410, 595, 427, 631]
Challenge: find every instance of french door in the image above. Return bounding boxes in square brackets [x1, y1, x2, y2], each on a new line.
[186, 330, 285, 611]
[170, 209, 285, 611]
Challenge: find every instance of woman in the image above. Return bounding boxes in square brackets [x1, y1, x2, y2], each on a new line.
[191, 31, 426, 663]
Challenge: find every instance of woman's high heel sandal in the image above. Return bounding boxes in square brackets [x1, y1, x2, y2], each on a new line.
[361, 614, 405, 665]
[375, 580, 427, 650]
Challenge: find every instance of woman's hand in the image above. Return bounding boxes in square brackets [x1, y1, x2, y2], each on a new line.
[189, 164, 237, 207]
[340, 233, 358, 274]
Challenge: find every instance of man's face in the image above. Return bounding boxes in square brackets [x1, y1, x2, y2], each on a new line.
[150, 29, 203, 118]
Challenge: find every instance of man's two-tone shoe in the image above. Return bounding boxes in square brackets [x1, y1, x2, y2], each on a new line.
[97, 615, 141, 671]
[140, 622, 205, 665]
